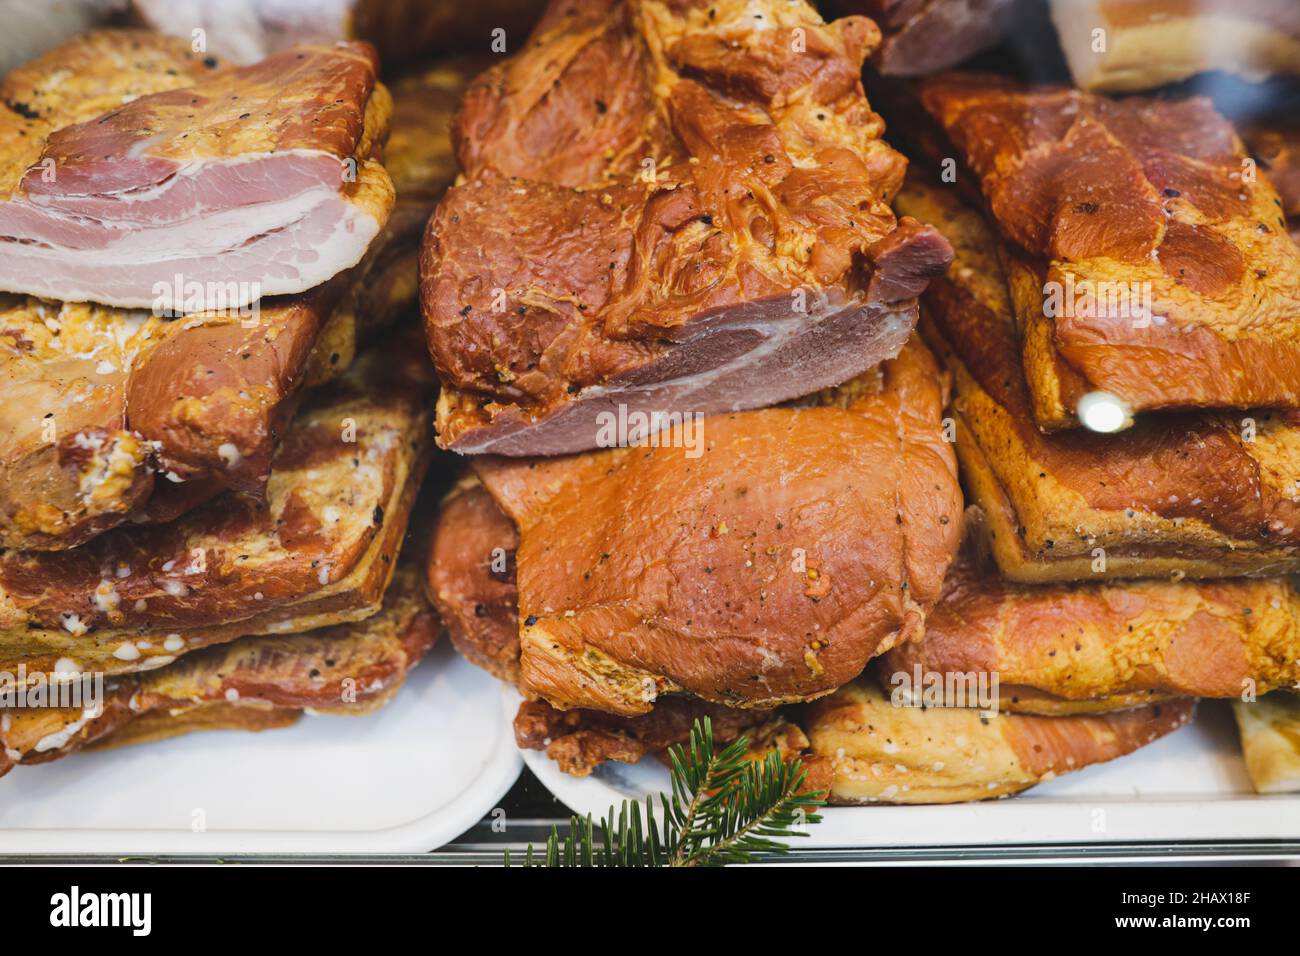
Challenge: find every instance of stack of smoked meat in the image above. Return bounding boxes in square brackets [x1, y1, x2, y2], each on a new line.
[425, 0, 1300, 803]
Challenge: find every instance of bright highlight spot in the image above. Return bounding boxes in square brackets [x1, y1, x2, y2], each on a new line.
[1077, 391, 1130, 433]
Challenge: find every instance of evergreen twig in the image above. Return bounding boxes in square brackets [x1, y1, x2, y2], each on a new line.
[508, 717, 825, 867]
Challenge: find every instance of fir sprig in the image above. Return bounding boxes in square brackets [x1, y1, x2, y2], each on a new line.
[506, 717, 825, 867]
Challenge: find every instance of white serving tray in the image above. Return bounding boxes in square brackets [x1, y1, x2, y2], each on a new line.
[514, 688, 1300, 847]
[0, 642, 522, 854]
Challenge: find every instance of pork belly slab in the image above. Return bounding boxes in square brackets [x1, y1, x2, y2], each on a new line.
[909, 73, 1300, 429]
[0, 329, 435, 680]
[882, 546, 1300, 715]
[899, 178, 1300, 582]
[429, 335, 962, 715]
[0, 55, 475, 553]
[0, 563, 435, 775]
[0, 287, 341, 551]
[421, 0, 953, 456]
[804, 677, 1193, 804]
[0, 31, 393, 310]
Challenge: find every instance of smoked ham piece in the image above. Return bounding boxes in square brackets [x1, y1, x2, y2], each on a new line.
[429, 336, 962, 716]
[0, 563, 435, 774]
[0, 287, 342, 550]
[0, 329, 435, 680]
[882, 545, 1300, 715]
[0, 31, 393, 310]
[911, 73, 1300, 428]
[425, 475, 523, 684]
[803, 677, 1192, 804]
[426, 474, 779, 775]
[420, 0, 953, 456]
[0, 54, 475, 552]
[897, 177, 1300, 582]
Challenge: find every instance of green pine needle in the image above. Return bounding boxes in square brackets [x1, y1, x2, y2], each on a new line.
[507, 717, 825, 867]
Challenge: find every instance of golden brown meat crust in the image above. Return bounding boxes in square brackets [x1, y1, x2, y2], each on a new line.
[0, 32, 216, 190]
[428, 474, 783, 775]
[87, 703, 301, 750]
[882, 549, 1300, 712]
[471, 335, 962, 715]
[0, 33, 382, 189]
[0, 329, 435, 679]
[0, 33, 466, 553]
[0, 563, 436, 772]
[0, 286, 348, 551]
[425, 476, 521, 683]
[429, 476, 780, 774]
[428, 341, 961, 768]
[913, 72, 1300, 429]
[804, 677, 1193, 803]
[301, 56, 487, 385]
[421, 0, 953, 456]
[897, 177, 1300, 582]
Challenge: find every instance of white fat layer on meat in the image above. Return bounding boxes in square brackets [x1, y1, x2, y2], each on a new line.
[0, 177, 381, 309]
[26, 187, 332, 258]
[33, 700, 104, 754]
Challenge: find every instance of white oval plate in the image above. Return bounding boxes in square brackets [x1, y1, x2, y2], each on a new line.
[516, 689, 1300, 847]
[0, 642, 522, 854]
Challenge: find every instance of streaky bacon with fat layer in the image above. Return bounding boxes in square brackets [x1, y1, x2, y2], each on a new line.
[0, 564, 437, 776]
[0, 31, 393, 310]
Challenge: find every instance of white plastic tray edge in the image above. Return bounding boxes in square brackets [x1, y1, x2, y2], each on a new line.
[0, 645, 523, 854]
